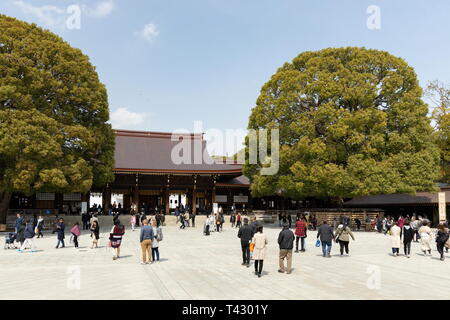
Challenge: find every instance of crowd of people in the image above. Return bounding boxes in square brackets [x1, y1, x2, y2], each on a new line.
[8, 210, 450, 274]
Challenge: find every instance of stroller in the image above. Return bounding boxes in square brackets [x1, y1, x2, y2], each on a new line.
[4, 233, 17, 249]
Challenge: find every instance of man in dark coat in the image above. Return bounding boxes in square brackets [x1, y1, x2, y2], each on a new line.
[55, 218, 65, 248]
[237, 218, 254, 267]
[278, 223, 294, 274]
[317, 220, 335, 258]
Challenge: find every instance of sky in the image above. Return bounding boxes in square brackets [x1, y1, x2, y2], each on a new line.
[1, 0, 449, 156]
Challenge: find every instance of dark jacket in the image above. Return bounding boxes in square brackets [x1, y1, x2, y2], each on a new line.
[250, 220, 262, 234]
[436, 229, 450, 244]
[16, 224, 25, 243]
[317, 224, 334, 242]
[15, 217, 24, 230]
[24, 224, 35, 239]
[238, 224, 254, 243]
[278, 227, 295, 250]
[57, 222, 65, 240]
[401, 225, 414, 243]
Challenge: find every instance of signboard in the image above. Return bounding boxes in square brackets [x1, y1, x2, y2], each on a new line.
[438, 192, 446, 222]
[215, 195, 228, 203]
[233, 195, 248, 203]
[213, 203, 218, 214]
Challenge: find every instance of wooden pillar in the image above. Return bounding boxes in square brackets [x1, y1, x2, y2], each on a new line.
[102, 185, 111, 215]
[165, 188, 170, 215]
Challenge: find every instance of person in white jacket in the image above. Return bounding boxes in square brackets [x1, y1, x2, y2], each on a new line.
[390, 222, 401, 257]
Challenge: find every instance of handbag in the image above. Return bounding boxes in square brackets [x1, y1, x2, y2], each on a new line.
[249, 242, 255, 252]
[315, 239, 321, 247]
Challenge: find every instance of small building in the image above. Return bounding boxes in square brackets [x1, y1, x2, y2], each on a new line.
[344, 185, 450, 223]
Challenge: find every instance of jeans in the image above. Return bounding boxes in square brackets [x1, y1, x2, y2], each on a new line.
[295, 236, 305, 251]
[338, 240, 349, 255]
[241, 241, 250, 264]
[392, 248, 399, 254]
[56, 239, 65, 248]
[404, 241, 411, 255]
[254, 260, 263, 275]
[321, 240, 332, 256]
[152, 247, 160, 261]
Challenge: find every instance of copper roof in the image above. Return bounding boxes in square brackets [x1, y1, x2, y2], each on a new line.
[113, 129, 243, 174]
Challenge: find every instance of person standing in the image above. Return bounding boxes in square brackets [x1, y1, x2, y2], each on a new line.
[295, 216, 307, 252]
[90, 220, 100, 249]
[251, 226, 268, 278]
[236, 212, 242, 229]
[237, 218, 253, 267]
[14, 213, 24, 233]
[36, 216, 44, 238]
[55, 218, 65, 248]
[436, 223, 449, 261]
[70, 222, 81, 248]
[278, 223, 294, 274]
[18, 220, 36, 253]
[390, 221, 401, 257]
[317, 220, 334, 258]
[130, 213, 136, 231]
[216, 213, 222, 232]
[16, 221, 25, 248]
[335, 223, 355, 256]
[401, 219, 414, 258]
[140, 219, 154, 265]
[32, 214, 38, 230]
[151, 219, 163, 263]
[287, 214, 292, 229]
[109, 220, 125, 260]
[81, 212, 88, 230]
[191, 211, 196, 228]
[418, 220, 432, 256]
[354, 218, 361, 231]
[179, 212, 186, 229]
[230, 213, 236, 228]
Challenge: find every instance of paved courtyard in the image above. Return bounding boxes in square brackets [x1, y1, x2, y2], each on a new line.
[0, 224, 449, 300]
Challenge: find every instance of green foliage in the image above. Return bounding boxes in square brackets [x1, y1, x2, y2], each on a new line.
[244, 47, 440, 199]
[0, 15, 115, 196]
[425, 80, 450, 183]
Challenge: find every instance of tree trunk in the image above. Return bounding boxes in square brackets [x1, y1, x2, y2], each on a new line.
[0, 191, 12, 224]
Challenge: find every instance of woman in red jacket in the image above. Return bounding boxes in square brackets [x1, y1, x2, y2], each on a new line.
[295, 216, 307, 252]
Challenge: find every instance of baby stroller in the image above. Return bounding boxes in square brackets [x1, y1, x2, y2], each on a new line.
[4, 233, 17, 249]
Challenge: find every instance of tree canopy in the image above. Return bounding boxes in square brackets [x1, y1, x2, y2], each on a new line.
[0, 15, 115, 221]
[426, 80, 450, 183]
[244, 47, 440, 200]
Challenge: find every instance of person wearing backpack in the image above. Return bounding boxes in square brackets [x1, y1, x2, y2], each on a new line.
[151, 219, 163, 262]
[335, 223, 355, 256]
[18, 220, 36, 253]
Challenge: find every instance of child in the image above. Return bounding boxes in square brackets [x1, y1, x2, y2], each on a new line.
[70, 222, 81, 248]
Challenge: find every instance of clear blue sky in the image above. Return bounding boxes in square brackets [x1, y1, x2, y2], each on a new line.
[1, 0, 449, 155]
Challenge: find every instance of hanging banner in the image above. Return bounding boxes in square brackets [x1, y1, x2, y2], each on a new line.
[438, 192, 446, 222]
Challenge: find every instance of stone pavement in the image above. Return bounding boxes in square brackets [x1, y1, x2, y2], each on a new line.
[0, 224, 449, 300]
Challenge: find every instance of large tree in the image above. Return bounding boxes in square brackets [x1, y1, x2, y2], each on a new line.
[425, 80, 450, 183]
[244, 47, 440, 202]
[0, 15, 115, 223]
